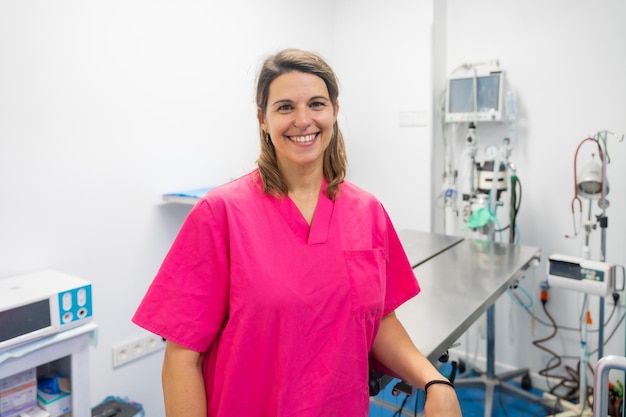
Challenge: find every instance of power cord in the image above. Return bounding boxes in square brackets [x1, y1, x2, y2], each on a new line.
[533, 283, 567, 392]
[531, 284, 623, 406]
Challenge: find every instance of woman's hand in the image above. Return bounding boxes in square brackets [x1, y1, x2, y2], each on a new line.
[371, 312, 462, 417]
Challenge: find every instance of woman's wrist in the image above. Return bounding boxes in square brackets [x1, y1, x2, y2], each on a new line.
[424, 379, 455, 395]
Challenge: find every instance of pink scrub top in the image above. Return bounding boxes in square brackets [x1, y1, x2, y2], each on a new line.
[132, 169, 420, 417]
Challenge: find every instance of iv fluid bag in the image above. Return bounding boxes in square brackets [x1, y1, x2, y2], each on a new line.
[505, 90, 517, 121]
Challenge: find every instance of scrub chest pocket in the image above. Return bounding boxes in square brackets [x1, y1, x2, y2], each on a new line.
[344, 249, 386, 318]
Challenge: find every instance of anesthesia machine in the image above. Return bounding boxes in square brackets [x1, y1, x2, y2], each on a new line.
[440, 60, 520, 243]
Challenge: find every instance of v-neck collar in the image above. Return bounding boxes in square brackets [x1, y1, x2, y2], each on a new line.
[274, 179, 334, 245]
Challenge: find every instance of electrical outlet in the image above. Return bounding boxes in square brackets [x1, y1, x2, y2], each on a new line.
[112, 332, 166, 368]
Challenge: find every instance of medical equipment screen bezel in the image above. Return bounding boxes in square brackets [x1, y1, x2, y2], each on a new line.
[445, 69, 504, 123]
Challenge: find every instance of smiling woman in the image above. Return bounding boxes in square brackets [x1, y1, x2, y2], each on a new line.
[258, 70, 339, 222]
[260, 72, 337, 179]
[255, 48, 346, 203]
[132, 48, 462, 417]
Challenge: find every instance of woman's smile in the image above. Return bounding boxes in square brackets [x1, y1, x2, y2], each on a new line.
[287, 132, 319, 144]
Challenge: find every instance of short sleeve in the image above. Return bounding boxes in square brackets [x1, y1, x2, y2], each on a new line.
[382, 209, 420, 316]
[132, 199, 230, 352]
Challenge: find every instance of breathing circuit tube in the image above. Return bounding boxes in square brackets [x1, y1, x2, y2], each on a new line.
[508, 173, 521, 243]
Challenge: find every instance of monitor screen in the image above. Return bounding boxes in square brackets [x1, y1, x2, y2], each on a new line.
[445, 71, 503, 123]
[0, 299, 51, 343]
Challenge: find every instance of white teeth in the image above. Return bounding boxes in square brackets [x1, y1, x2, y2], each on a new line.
[289, 134, 317, 143]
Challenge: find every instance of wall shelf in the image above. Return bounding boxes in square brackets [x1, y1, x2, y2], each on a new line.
[162, 187, 213, 205]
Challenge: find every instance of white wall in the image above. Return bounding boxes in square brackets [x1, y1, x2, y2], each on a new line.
[333, 0, 433, 232]
[437, 0, 626, 393]
[0, 1, 433, 415]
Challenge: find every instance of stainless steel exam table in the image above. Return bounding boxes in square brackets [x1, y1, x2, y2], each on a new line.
[371, 230, 543, 416]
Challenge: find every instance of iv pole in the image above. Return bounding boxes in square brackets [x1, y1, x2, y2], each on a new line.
[567, 131, 621, 414]
[576, 136, 607, 413]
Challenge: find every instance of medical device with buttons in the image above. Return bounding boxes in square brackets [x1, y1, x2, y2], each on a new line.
[547, 254, 614, 297]
[0, 269, 93, 350]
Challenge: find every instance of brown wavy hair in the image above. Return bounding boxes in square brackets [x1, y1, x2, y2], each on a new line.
[255, 48, 347, 200]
